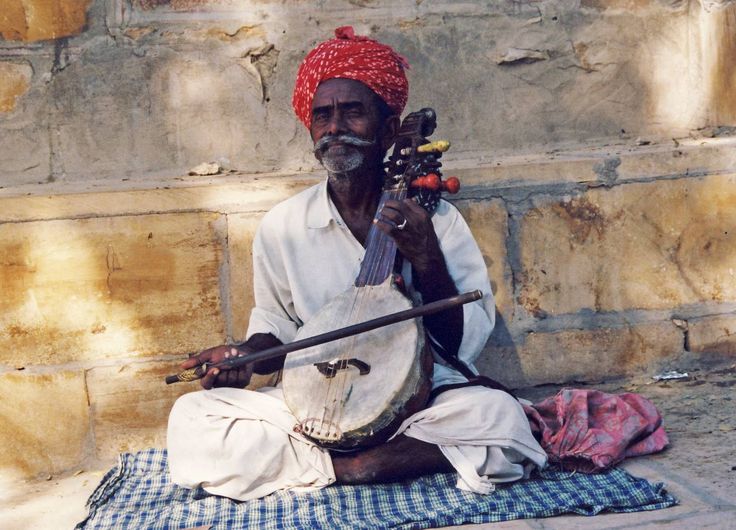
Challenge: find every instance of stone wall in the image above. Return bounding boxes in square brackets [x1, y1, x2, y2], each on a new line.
[1, 0, 735, 482]
[2, 0, 735, 185]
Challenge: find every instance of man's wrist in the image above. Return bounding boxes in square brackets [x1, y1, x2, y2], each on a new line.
[238, 333, 285, 374]
[412, 252, 458, 300]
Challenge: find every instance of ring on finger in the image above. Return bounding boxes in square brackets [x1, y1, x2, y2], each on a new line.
[396, 218, 408, 230]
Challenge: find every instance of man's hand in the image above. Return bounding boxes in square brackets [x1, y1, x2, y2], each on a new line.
[375, 197, 463, 357]
[180, 344, 255, 390]
[374, 198, 441, 273]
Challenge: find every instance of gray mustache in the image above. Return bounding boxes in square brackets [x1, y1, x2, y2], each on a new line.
[313, 134, 375, 154]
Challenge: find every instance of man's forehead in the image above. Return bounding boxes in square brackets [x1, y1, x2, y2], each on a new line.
[311, 78, 379, 109]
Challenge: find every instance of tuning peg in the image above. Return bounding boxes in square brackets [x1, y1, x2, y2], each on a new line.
[410, 174, 460, 193]
[441, 177, 460, 194]
[400, 140, 451, 156]
[410, 173, 441, 191]
[417, 140, 451, 154]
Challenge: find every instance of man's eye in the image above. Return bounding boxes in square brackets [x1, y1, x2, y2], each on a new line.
[311, 117, 329, 129]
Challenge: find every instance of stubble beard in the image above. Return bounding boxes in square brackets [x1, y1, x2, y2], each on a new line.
[314, 134, 376, 180]
[321, 148, 365, 176]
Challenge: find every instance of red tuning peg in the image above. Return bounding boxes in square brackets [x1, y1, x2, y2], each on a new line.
[441, 176, 460, 194]
[410, 173, 441, 191]
[410, 174, 460, 194]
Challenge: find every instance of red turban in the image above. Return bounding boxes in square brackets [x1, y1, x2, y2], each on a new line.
[292, 26, 410, 128]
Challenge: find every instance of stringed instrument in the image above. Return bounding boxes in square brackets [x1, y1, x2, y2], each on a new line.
[281, 108, 461, 450]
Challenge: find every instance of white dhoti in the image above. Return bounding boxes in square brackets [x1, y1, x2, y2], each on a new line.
[167, 385, 547, 501]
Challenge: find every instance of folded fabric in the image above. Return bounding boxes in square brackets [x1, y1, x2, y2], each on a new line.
[76, 448, 676, 529]
[523, 389, 669, 472]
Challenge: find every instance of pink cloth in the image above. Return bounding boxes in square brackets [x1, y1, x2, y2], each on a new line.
[523, 389, 669, 472]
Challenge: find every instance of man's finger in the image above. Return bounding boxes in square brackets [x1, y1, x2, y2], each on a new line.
[381, 210, 404, 226]
[377, 203, 409, 229]
[402, 198, 426, 216]
[226, 369, 239, 386]
[181, 357, 201, 370]
[200, 367, 219, 390]
[374, 217, 405, 235]
[380, 206, 399, 216]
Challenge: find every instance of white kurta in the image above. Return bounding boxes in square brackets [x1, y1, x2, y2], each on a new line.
[168, 180, 547, 500]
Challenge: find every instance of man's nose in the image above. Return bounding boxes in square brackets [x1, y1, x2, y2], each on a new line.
[325, 112, 347, 135]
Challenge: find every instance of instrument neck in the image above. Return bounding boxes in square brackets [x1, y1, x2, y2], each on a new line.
[355, 186, 407, 287]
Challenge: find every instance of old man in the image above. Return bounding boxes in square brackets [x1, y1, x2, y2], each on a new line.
[167, 27, 546, 501]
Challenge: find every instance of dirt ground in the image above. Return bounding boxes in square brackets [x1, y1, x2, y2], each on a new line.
[518, 359, 736, 503]
[502, 359, 736, 529]
[1, 360, 734, 529]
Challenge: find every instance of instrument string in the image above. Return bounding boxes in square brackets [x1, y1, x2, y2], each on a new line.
[325, 199, 386, 434]
[327, 184, 408, 436]
[315, 144, 413, 442]
[317, 218, 380, 437]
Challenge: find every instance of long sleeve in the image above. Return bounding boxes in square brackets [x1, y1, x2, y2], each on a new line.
[246, 212, 301, 344]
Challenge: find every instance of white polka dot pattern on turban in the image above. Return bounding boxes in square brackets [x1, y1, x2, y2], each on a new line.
[292, 26, 410, 128]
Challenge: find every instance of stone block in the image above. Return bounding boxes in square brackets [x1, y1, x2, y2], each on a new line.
[480, 321, 684, 387]
[87, 361, 194, 459]
[687, 315, 736, 356]
[88, 360, 279, 459]
[0, 0, 92, 42]
[227, 213, 262, 342]
[0, 175, 317, 223]
[0, 370, 89, 480]
[616, 141, 736, 183]
[455, 199, 513, 320]
[0, 212, 227, 367]
[518, 174, 736, 316]
[0, 62, 32, 113]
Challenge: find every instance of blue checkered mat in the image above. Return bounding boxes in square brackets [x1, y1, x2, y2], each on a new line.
[76, 449, 676, 529]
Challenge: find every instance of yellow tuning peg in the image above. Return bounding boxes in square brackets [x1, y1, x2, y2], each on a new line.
[417, 140, 451, 153]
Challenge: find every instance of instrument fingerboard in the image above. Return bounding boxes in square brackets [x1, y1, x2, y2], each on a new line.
[355, 187, 407, 287]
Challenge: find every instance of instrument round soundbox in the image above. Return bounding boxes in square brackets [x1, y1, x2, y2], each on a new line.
[282, 278, 433, 450]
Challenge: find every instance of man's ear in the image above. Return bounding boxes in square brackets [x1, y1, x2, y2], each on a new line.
[380, 114, 400, 152]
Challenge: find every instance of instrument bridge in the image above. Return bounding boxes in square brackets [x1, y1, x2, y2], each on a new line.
[313, 358, 371, 378]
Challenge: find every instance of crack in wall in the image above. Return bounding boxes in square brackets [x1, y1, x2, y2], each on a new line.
[218, 215, 234, 343]
[51, 38, 70, 74]
[239, 43, 279, 103]
[105, 244, 122, 294]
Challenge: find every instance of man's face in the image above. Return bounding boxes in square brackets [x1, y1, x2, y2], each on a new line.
[310, 78, 394, 175]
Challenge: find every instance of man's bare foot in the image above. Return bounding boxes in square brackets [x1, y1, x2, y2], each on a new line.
[331, 434, 453, 485]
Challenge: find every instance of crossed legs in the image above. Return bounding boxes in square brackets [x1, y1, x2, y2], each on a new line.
[332, 434, 453, 485]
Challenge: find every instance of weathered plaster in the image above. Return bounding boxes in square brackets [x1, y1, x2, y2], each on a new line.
[2, 0, 734, 186]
